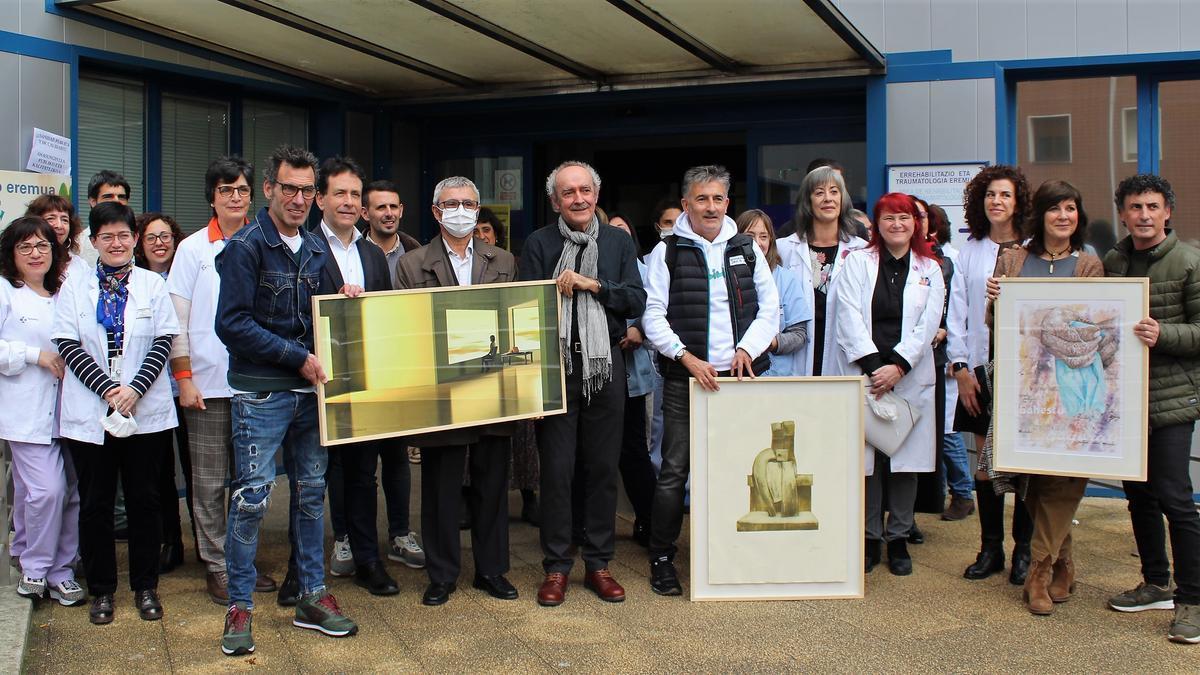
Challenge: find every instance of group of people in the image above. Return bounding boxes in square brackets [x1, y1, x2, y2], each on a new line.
[2, 144, 1197, 655]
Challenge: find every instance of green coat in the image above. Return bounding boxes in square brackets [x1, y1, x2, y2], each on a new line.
[1104, 231, 1200, 429]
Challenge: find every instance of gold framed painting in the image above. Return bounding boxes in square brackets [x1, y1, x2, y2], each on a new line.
[689, 377, 865, 601]
[312, 280, 567, 446]
[993, 277, 1149, 480]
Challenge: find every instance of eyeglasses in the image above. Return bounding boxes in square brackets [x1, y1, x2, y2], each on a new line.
[15, 241, 52, 256]
[274, 181, 317, 200]
[216, 185, 252, 198]
[95, 232, 135, 245]
[436, 199, 480, 210]
[143, 232, 174, 245]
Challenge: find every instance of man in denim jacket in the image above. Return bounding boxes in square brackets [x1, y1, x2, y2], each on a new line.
[214, 145, 358, 656]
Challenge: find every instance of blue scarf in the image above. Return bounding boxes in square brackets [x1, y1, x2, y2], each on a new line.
[96, 261, 133, 349]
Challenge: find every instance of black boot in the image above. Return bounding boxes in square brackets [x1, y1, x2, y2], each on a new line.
[1009, 544, 1032, 585]
[964, 547, 1005, 580]
[865, 539, 882, 573]
[887, 539, 912, 576]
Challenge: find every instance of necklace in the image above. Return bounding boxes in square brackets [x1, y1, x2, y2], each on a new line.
[1045, 245, 1071, 274]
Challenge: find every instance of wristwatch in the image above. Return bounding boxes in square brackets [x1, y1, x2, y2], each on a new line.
[951, 361, 969, 374]
[674, 347, 688, 362]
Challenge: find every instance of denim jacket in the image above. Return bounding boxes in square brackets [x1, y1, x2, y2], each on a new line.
[215, 207, 330, 392]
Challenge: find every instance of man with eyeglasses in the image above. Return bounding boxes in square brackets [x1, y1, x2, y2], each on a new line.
[215, 145, 357, 656]
[167, 155, 277, 607]
[88, 170, 131, 207]
[395, 176, 518, 606]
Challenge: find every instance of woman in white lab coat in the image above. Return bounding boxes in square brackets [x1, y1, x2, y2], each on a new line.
[776, 166, 868, 376]
[0, 216, 85, 607]
[830, 192, 944, 576]
[52, 201, 179, 625]
[944, 165, 1035, 584]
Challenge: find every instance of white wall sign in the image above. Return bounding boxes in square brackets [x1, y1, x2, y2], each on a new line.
[26, 128, 72, 175]
[887, 163, 986, 250]
[494, 168, 521, 210]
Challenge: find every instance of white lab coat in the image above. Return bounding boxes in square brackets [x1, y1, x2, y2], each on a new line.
[946, 237, 1001, 371]
[941, 243, 961, 431]
[829, 248, 945, 475]
[52, 265, 179, 445]
[0, 282, 60, 444]
[776, 233, 868, 376]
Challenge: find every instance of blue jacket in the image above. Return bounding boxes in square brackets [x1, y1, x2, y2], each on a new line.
[215, 207, 331, 392]
[763, 264, 812, 377]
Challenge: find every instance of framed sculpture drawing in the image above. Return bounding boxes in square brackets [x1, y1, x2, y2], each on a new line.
[992, 278, 1149, 480]
[312, 280, 566, 446]
[689, 377, 865, 601]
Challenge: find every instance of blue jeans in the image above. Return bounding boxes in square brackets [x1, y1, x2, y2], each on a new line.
[226, 391, 326, 607]
[942, 432, 973, 499]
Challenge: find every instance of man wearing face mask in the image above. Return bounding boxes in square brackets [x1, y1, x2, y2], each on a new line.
[395, 176, 518, 606]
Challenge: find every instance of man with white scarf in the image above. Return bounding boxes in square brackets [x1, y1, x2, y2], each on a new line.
[519, 161, 646, 607]
[642, 165, 780, 596]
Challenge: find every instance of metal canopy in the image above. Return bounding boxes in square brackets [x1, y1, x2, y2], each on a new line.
[62, 0, 884, 101]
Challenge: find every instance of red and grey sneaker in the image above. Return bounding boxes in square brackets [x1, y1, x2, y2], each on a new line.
[294, 591, 358, 637]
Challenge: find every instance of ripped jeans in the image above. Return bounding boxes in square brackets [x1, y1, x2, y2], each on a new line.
[226, 391, 326, 608]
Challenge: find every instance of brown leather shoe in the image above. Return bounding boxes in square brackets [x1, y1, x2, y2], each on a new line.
[941, 495, 976, 521]
[1049, 557, 1075, 603]
[1022, 556, 1054, 615]
[207, 571, 230, 605]
[254, 572, 278, 593]
[537, 573, 568, 607]
[584, 568, 626, 603]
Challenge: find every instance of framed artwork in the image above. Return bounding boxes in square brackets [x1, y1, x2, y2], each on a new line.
[689, 377, 865, 601]
[312, 280, 566, 446]
[993, 278, 1149, 480]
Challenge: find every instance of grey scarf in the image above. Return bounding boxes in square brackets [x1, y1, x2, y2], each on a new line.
[553, 215, 612, 400]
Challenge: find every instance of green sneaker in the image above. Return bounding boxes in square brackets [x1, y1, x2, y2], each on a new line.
[221, 603, 254, 656]
[1169, 603, 1200, 644]
[294, 591, 358, 637]
[1108, 582, 1174, 612]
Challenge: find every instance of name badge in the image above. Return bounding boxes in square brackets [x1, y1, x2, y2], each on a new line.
[729, 255, 747, 266]
[137, 308, 152, 319]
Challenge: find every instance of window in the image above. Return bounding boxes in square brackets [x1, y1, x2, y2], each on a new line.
[162, 94, 229, 233]
[242, 100, 308, 187]
[1027, 115, 1072, 163]
[1158, 79, 1200, 248]
[1121, 107, 1137, 163]
[77, 76, 145, 225]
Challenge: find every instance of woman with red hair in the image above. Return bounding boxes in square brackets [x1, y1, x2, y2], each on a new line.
[829, 192, 945, 576]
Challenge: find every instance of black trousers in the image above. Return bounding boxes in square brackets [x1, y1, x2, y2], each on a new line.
[1124, 422, 1200, 604]
[158, 398, 195, 547]
[619, 392, 655, 526]
[338, 440, 382, 565]
[976, 479, 1033, 550]
[69, 430, 170, 596]
[329, 438, 411, 545]
[537, 346, 624, 574]
[420, 436, 510, 584]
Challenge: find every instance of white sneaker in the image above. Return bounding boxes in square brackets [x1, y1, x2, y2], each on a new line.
[388, 532, 426, 569]
[329, 535, 355, 577]
[49, 579, 86, 606]
[16, 575, 46, 600]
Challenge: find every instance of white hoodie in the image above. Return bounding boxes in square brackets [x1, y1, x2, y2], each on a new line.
[643, 212, 779, 371]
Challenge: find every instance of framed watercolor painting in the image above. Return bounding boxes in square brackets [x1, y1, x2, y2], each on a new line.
[312, 280, 566, 446]
[689, 377, 865, 601]
[992, 278, 1149, 480]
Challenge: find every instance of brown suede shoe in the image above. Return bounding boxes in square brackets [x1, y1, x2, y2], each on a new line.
[1022, 556, 1054, 615]
[254, 572, 278, 593]
[207, 571, 230, 605]
[537, 573, 568, 607]
[584, 568, 626, 603]
[1049, 557, 1075, 603]
[941, 495, 976, 521]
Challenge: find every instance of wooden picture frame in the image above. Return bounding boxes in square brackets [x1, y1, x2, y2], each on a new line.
[312, 280, 567, 446]
[689, 377, 865, 601]
[993, 277, 1149, 481]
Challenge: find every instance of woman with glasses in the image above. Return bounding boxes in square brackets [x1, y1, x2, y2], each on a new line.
[830, 193, 945, 576]
[25, 194, 91, 280]
[52, 201, 179, 624]
[135, 212, 193, 574]
[1, 217, 86, 606]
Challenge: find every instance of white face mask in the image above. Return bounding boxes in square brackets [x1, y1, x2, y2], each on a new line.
[659, 228, 673, 239]
[440, 206, 478, 238]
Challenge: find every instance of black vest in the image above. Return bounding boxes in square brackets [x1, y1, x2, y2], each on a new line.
[658, 233, 770, 379]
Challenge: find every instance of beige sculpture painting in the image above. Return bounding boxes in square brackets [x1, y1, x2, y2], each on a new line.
[736, 420, 819, 532]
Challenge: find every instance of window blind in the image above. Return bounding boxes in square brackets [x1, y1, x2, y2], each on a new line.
[77, 77, 145, 226]
[162, 95, 229, 234]
[242, 100, 308, 188]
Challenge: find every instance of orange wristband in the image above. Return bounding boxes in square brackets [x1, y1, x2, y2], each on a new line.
[173, 370, 192, 381]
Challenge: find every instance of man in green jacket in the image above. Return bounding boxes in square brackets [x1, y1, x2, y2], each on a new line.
[1103, 174, 1200, 644]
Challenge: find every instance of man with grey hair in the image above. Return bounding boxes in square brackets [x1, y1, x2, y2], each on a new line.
[520, 160, 646, 606]
[642, 164, 779, 596]
[395, 175, 518, 606]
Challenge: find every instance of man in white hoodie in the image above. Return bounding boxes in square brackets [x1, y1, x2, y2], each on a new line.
[642, 165, 779, 595]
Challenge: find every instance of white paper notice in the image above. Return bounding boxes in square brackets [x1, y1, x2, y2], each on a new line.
[26, 128, 72, 175]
